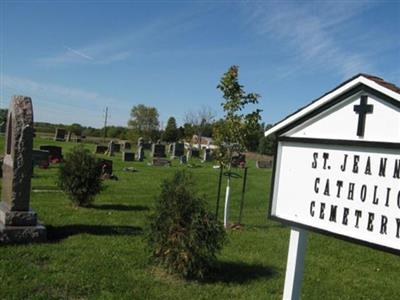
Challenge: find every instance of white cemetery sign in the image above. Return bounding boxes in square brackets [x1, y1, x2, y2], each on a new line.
[265, 74, 400, 299]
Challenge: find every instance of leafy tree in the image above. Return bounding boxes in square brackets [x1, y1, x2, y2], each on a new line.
[213, 65, 262, 227]
[243, 121, 264, 152]
[58, 146, 103, 207]
[0, 109, 8, 133]
[147, 170, 226, 279]
[162, 117, 178, 142]
[69, 123, 83, 136]
[106, 126, 129, 139]
[258, 124, 276, 155]
[82, 127, 102, 137]
[184, 106, 214, 148]
[183, 123, 194, 141]
[128, 104, 160, 140]
[177, 126, 185, 141]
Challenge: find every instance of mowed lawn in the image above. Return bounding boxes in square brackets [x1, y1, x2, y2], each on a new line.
[0, 136, 398, 300]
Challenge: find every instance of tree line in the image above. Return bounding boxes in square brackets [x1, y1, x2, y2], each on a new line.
[0, 65, 276, 155]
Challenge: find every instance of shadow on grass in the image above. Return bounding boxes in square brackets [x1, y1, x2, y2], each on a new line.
[46, 224, 143, 242]
[203, 261, 277, 284]
[89, 204, 149, 211]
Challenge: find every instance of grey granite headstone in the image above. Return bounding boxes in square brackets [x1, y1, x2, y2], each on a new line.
[142, 142, 152, 150]
[108, 140, 116, 156]
[137, 137, 144, 147]
[203, 148, 212, 162]
[32, 149, 50, 167]
[179, 155, 187, 164]
[121, 141, 131, 150]
[98, 159, 113, 179]
[122, 151, 135, 162]
[192, 148, 200, 158]
[0, 96, 46, 243]
[186, 147, 200, 160]
[171, 143, 184, 158]
[136, 146, 144, 161]
[151, 143, 166, 158]
[54, 128, 66, 141]
[113, 143, 121, 152]
[231, 153, 246, 168]
[95, 145, 108, 154]
[39, 145, 63, 161]
[66, 131, 72, 142]
[256, 160, 272, 168]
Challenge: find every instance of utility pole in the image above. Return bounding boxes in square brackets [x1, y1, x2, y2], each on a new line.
[103, 107, 110, 141]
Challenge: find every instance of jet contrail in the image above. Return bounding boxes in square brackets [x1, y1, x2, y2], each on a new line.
[65, 46, 93, 60]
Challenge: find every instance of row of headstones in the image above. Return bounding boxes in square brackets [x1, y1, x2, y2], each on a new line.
[54, 128, 82, 142]
[31, 144, 272, 169]
[146, 143, 213, 162]
[95, 140, 214, 163]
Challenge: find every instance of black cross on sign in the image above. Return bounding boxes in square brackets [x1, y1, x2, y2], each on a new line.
[353, 95, 374, 137]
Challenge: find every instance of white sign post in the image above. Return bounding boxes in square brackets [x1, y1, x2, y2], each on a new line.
[265, 74, 400, 299]
[283, 228, 307, 300]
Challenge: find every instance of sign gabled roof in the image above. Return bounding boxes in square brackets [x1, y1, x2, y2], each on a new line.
[265, 74, 400, 137]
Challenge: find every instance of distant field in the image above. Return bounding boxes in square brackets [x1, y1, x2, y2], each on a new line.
[0, 136, 398, 299]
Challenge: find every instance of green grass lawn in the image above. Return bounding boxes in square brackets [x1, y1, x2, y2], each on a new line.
[0, 137, 398, 299]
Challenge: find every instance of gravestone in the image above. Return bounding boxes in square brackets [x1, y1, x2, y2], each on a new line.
[171, 143, 185, 158]
[187, 147, 199, 160]
[113, 143, 121, 152]
[107, 140, 116, 156]
[54, 128, 66, 141]
[138, 137, 151, 150]
[203, 148, 212, 162]
[152, 157, 171, 166]
[121, 141, 131, 150]
[98, 159, 113, 178]
[32, 149, 50, 168]
[39, 145, 63, 162]
[95, 145, 108, 154]
[66, 131, 72, 142]
[142, 142, 152, 150]
[122, 151, 135, 162]
[0, 96, 46, 243]
[151, 143, 166, 158]
[192, 148, 200, 158]
[256, 160, 272, 169]
[136, 146, 144, 161]
[179, 155, 187, 164]
[137, 137, 144, 147]
[231, 153, 246, 168]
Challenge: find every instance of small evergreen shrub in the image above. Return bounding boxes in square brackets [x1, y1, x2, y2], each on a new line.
[147, 170, 226, 279]
[58, 146, 103, 207]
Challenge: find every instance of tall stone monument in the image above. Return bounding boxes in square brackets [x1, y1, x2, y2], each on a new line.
[0, 96, 46, 243]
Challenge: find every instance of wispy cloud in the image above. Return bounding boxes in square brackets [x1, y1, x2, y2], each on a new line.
[38, 42, 133, 66]
[1, 75, 128, 126]
[65, 46, 93, 60]
[241, 2, 383, 79]
[34, 22, 158, 66]
[36, 11, 203, 67]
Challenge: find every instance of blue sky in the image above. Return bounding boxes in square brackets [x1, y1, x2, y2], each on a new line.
[1, 1, 399, 128]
